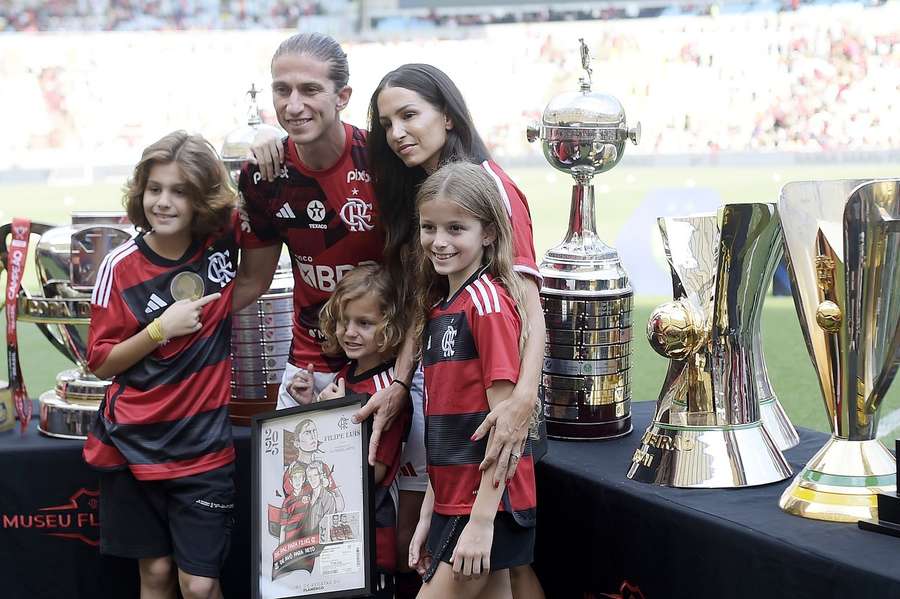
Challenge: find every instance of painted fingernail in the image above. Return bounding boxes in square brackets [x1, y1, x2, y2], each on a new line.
[470, 434, 477, 441]
[493, 480, 499, 489]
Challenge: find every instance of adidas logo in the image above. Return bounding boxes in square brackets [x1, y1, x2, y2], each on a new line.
[276, 203, 296, 219]
[145, 293, 168, 313]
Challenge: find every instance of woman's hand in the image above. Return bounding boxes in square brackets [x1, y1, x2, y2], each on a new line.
[157, 293, 221, 340]
[471, 386, 532, 486]
[353, 381, 407, 465]
[450, 515, 494, 580]
[288, 363, 316, 405]
[408, 516, 432, 577]
[250, 129, 285, 182]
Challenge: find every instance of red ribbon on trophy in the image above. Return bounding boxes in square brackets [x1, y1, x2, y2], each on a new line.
[5, 218, 32, 432]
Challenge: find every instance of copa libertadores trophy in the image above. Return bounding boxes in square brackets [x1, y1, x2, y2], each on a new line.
[627, 204, 793, 487]
[222, 86, 293, 425]
[778, 179, 899, 522]
[1, 215, 133, 438]
[527, 39, 639, 439]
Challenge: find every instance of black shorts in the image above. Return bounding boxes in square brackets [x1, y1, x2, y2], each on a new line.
[99, 463, 236, 578]
[422, 512, 535, 582]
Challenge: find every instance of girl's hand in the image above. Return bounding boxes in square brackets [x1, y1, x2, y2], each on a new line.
[450, 515, 494, 580]
[288, 363, 316, 405]
[157, 293, 221, 340]
[317, 377, 345, 402]
[408, 516, 432, 576]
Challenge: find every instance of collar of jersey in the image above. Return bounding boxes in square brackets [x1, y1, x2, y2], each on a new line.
[440, 265, 490, 310]
[345, 357, 397, 384]
[285, 121, 354, 177]
[136, 231, 202, 267]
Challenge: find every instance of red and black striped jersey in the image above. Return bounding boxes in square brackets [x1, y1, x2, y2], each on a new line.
[337, 359, 411, 573]
[239, 123, 385, 373]
[422, 269, 536, 526]
[83, 215, 242, 481]
[481, 160, 541, 285]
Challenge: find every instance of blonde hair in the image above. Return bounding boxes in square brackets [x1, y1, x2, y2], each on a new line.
[123, 130, 235, 237]
[318, 264, 404, 358]
[412, 161, 529, 355]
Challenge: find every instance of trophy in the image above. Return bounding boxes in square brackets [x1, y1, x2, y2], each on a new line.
[627, 203, 793, 487]
[1, 214, 134, 438]
[222, 90, 292, 425]
[778, 179, 899, 522]
[221, 84, 283, 188]
[229, 258, 294, 426]
[527, 39, 640, 440]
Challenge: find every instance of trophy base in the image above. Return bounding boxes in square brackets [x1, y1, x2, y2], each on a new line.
[546, 414, 632, 440]
[779, 436, 896, 523]
[759, 395, 799, 451]
[38, 390, 99, 440]
[627, 420, 792, 488]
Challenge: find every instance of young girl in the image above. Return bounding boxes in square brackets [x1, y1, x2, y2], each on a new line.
[83, 130, 241, 599]
[288, 264, 419, 599]
[409, 162, 537, 599]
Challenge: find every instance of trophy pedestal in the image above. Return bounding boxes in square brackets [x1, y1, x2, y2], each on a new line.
[627, 421, 791, 488]
[779, 437, 897, 522]
[38, 368, 108, 439]
[758, 395, 800, 451]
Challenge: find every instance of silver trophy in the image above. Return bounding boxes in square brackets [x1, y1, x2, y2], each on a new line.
[221, 84, 284, 188]
[527, 39, 640, 439]
[1, 214, 134, 438]
[229, 259, 294, 425]
[778, 179, 899, 522]
[627, 204, 793, 487]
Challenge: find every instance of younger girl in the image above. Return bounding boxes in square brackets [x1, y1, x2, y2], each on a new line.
[288, 264, 421, 599]
[409, 162, 537, 599]
[83, 131, 241, 599]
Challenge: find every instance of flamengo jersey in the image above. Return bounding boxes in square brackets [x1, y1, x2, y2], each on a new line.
[337, 359, 411, 573]
[422, 269, 537, 525]
[83, 218, 241, 481]
[239, 123, 385, 373]
[481, 160, 542, 285]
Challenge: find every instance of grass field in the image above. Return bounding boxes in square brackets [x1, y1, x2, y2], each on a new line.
[2, 161, 899, 438]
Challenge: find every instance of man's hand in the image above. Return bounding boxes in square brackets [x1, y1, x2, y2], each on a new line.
[287, 363, 316, 405]
[249, 130, 285, 182]
[471, 386, 533, 486]
[353, 380, 407, 466]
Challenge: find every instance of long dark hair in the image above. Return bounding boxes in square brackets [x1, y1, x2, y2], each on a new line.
[367, 64, 491, 323]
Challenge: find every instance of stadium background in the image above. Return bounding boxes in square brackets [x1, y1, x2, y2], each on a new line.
[1, 0, 898, 438]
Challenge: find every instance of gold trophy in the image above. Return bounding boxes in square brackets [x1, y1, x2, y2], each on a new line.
[778, 179, 899, 522]
[627, 203, 793, 487]
[1, 215, 133, 438]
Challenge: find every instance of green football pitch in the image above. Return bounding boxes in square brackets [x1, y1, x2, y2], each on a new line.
[1, 161, 898, 439]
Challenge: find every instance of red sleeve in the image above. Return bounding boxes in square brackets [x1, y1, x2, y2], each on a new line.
[86, 258, 140, 373]
[481, 161, 542, 284]
[468, 282, 522, 389]
[237, 160, 282, 249]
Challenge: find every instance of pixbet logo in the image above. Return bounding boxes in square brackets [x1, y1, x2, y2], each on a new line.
[346, 169, 370, 183]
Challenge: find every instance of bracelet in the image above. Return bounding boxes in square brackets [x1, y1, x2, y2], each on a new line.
[391, 378, 410, 393]
[146, 318, 167, 344]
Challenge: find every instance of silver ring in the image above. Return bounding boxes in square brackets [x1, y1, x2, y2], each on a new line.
[511, 452, 521, 460]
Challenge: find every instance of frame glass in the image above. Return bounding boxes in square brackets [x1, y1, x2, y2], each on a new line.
[251, 395, 374, 599]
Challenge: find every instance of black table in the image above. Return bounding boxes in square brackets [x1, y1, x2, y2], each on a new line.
[0, 404, 252, 599]
[3, 402, 899, 598]
[533, 401, 900, 599]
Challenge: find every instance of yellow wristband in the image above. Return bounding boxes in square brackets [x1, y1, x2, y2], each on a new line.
[146, 318, 166, 344]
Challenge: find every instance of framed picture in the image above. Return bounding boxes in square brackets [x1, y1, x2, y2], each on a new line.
[251, 395, 374, 599]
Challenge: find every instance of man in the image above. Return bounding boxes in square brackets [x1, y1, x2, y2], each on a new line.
[233, 33, 412, 459]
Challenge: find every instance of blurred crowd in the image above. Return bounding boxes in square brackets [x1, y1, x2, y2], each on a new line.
[2, 2, 899, 169]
